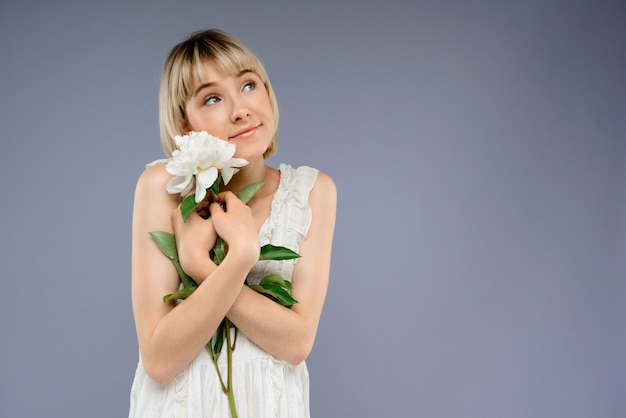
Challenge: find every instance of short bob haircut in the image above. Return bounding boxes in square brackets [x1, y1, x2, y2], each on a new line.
[159, 29, 279, 158]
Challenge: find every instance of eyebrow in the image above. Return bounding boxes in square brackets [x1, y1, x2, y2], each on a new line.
[191, 69, 254, 98]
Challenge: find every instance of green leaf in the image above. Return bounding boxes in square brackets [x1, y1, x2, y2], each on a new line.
[211, 320, 227, 359]
[149, 231, 178, 260]
[149, 230, 197, 289]
[259, 274, 292, 291]
[181, 194, 198, 222]
[248, 284, 280, 301]
[261, 283, 298, 306]
[211, 237, 226, 265]
[237, 181, 265, 204]
[259, 244, 301, 261]
[249, 283, 298, 307]
[162, 285, 198, 303]
[174, 264, 196, 289]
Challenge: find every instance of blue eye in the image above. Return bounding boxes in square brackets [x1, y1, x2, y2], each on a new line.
[242, 81, 257, 92]
[203, 95, 220, 105]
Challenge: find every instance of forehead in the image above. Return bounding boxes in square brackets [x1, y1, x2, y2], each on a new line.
[189, 55, 260, 87]
[188, 61, 260, 97]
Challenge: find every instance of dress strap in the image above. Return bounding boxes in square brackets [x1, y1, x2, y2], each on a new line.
[286, 165, 318, 248]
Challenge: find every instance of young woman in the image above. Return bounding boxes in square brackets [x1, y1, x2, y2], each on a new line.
[129, 29, 336, 417]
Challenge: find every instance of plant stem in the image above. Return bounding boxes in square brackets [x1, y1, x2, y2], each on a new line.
[206, 342, 227, 394]
[225, 319, 237, 418]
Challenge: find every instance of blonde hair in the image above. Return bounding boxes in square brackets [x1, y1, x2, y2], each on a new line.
[159, 29, 279, 158]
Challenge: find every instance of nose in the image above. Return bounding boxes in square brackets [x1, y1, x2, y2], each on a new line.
[231, 97, 251, 122]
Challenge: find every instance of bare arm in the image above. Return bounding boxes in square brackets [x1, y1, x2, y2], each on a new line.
[226, 172, 337, 365]
[131, 164, 258, 384]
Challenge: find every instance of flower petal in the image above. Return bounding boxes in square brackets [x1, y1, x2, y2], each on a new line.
[166, 175, 193, 194]
[146, 158, 170, 169]
[217, 158, 248, 184]
[220, 167, 238, 185]
[196, 167, 218, 190]
[195, 183, 207, 203]
[180, 180, 194, 196]
[196, 167, 218, 201]
[229, 158, 249, 168]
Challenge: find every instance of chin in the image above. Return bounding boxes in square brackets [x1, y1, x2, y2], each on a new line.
[234, 141, 272, 161]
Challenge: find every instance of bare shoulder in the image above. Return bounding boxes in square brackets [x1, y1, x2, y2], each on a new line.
[136, 162, 171, 195]
[311, 170, 337, 203]
[309, 170, 337, 218]
[133, 162, 179, 225]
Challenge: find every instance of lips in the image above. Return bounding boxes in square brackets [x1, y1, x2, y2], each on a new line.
[230, 124, 261, 139]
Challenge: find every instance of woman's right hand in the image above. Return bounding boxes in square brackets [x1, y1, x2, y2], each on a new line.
[209, 191, 260, 270]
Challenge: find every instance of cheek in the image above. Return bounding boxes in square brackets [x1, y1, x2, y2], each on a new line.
[262, 98, 276, 126]
[185, 110, 224, 136]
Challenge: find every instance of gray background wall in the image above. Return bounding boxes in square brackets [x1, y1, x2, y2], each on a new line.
[1, 1, 624, 417]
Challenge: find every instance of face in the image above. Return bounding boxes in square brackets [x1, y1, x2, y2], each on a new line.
[184, 61, 275, 163]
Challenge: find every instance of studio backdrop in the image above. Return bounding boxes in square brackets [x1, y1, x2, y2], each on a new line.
[0, 1, 624, 417]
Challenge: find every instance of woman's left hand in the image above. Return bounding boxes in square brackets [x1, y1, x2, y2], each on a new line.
[209, 191, 260, 270]
[171, 202, 218, 282]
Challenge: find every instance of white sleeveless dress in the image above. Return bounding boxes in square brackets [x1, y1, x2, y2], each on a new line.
[129, 164, 319, 418]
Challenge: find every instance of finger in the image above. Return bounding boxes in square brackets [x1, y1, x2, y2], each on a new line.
[220, 191, 248, 211]
[172, 207, 194, 230]
[216, 191, 238, 204]
[209, 200, 225, 217]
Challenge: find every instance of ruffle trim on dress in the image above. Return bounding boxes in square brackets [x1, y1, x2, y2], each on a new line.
[284, 165, 318, 255]
[260, 164, 317, 247]
[260, 163, 289, 246]
[250, 164, 318, 285]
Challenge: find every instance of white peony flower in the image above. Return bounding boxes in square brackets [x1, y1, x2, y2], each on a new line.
[164, 131, 248, 203]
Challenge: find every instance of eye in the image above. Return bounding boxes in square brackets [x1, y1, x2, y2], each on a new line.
[242, 80, 257, 92]
[202, 95, 221, 106]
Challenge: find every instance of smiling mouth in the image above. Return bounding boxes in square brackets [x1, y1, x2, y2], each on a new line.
[230, 124, 261, 139]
